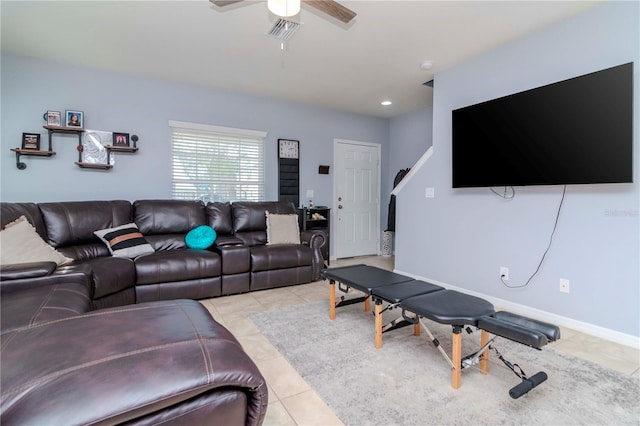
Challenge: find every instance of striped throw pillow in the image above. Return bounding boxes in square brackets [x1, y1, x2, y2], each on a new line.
[94, 223, 155, 258]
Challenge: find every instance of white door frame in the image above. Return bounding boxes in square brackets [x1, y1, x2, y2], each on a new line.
[332, 138, 382, 259]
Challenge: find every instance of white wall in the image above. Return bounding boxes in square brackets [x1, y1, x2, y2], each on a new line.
[0, 54, 391, 255]
[395, 2, 639, 342]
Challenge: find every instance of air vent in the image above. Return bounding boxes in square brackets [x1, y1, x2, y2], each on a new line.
[267, 18, 301, 41]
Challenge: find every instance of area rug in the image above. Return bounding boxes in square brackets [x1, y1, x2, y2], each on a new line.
[250, 301, 640, 425]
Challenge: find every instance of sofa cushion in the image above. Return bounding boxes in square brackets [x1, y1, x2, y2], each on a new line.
[0, 202, 47, 238]
[206, 202, 234, 235]
[266, 213, 300, 245]
[134, 200, 206, 235]
[39, 200, 133, 250]
[135, 250, 221, 285]
[0, 216, 72, 266]
[250, 245, 312, 272]
[232, 201, 297, 246]
[94, 223, 155, 258]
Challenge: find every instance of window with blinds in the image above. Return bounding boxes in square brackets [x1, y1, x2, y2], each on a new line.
[169, 121, 267, 202]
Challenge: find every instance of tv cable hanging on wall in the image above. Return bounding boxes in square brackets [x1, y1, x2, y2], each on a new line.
[500, 185, 567, 289]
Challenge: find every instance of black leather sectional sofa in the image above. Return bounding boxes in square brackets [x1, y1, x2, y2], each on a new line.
[1, 199, 326, 309]
[0, 199, 327, 425]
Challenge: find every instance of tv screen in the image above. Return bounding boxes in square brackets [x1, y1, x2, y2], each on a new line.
[452, 62, 633, 188]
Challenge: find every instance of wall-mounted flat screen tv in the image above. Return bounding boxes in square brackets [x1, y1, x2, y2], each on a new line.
[452, 62, 633, 188]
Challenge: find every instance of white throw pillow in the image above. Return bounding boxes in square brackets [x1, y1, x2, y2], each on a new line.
[266, 212, 301, 245]
[0, 216, 73, 266]
[94, 223, 155, 258]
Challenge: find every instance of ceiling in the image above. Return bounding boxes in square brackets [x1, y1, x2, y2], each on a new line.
[1, 1, 602, 118]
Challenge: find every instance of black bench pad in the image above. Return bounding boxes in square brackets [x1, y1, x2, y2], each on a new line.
[477, 312, 561, 349]
[372, 280, 443, 303]
[321, 264, 414, 294]
[401, 290, 495, 326]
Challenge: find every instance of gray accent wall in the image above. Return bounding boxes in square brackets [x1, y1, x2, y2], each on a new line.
[395, 2, 639, 339]
[389, 107, 433, 178]
[1, 54, 391, 256]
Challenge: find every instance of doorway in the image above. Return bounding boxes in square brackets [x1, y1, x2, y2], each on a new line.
[333, 139, 380, 259]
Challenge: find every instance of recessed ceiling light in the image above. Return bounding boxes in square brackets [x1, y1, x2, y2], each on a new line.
[420, 60, 433, 70]
[381, 100, 392, 106]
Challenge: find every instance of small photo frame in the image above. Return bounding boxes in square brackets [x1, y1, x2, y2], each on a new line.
[46, 110, 61, 126]
[112, 132, 130, 147]
[22, 133, 41, 150]
[65, 110, 83, 128]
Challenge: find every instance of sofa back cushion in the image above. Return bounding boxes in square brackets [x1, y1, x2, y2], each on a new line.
[232, 201, 296, 246]
[206, 202, 233, 236]
[133, 200, 207, 250]
[39, 201, 133, 260]
[1, 202, 47, 239]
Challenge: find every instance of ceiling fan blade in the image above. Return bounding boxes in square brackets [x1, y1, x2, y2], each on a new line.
[303, 0, 356, 24]
[209, 0, 244, 6]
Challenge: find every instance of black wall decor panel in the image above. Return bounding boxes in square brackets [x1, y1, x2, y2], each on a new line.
[278, 158, 299, 207]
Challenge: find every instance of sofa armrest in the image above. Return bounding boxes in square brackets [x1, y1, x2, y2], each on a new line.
[214, 235, 245, 247]
[0, 262, 57, 281]
[300, 230, 327, 280]
[0, 269, 92, 295]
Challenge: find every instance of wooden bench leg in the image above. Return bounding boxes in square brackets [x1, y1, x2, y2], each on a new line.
[329, 282, 336, 320]
[452, 327, 462, 389]
[364, 295, 370, 312]
[375, 301, 383, 349]
[480, 330, 490, 374]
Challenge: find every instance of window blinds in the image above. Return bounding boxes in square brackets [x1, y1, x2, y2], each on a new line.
[169, 121, 266, 202]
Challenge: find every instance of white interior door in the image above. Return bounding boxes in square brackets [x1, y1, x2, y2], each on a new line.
[333, 139, 380, 259]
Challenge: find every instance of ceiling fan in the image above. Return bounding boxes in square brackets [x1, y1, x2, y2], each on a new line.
[209, 0, 357, 24]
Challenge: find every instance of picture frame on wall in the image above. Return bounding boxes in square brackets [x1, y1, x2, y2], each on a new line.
[65, 110, 83, 128]
[22, 133, 40, 150]
[46, 110, 61, 127]
[112, 132, 130, 147]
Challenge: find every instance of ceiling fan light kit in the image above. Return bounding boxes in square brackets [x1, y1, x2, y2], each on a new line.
[268, 0, 301, 17]
[210, 0, 356, 24]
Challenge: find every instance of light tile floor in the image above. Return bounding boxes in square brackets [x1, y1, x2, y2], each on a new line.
[199, 256, 640, 425]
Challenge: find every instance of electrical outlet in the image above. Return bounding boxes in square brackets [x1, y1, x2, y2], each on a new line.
[425, 187, 435, 198]
[560, 279, 570, 293]
[306, 189, 314, 198]
[500, 267, 509, 281]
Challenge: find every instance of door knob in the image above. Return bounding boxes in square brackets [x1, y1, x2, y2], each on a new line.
[338, 205, 343, 209]
[338, 197, 342, 201]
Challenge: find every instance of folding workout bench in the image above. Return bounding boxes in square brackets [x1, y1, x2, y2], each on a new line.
[322, 264, 561, 398]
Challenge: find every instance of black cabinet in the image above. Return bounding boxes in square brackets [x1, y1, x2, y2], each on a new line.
[298, 207, 330, 264]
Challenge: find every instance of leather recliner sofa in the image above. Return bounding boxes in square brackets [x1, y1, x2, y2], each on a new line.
[0, 270, 268, 425]
[0, 199, 325, 423]
[0, 199, 324, 425]
[0, 199, 326, 309]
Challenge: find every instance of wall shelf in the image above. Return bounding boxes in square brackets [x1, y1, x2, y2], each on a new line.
[74, 162, 114, 170]
[11, 120, 139, 170]
[10, 148, 56, 170]
[43, 125, 138, 169]
[104, 145, 139, 153]
[43, 125, 85, 133]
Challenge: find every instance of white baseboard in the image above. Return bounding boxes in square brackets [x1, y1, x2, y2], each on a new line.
[394, 269, 640, 349]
